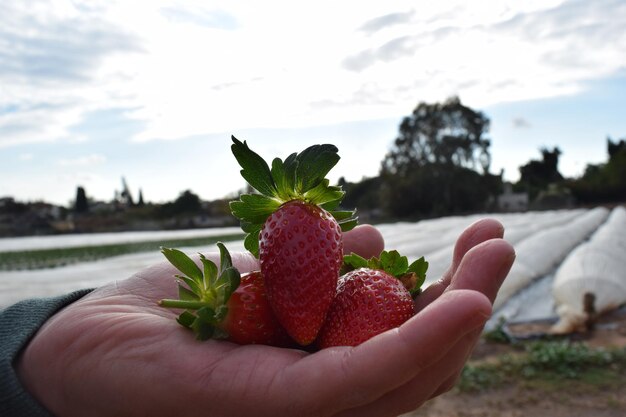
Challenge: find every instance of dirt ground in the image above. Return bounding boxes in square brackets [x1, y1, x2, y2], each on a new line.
[403, 308, 626, 417]
[406, 383, 626, 417]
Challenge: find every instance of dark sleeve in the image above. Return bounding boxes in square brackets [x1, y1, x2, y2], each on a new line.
[0, 289, 94, 417]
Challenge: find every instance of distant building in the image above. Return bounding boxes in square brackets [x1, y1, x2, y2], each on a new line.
[0, 197, 15, 208]
[497, 183, 529, 212]
[0, 198, 65, 236]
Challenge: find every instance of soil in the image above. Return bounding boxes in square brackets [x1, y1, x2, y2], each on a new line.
[402, 308, 626, 417]
[406, 383, 626, 417]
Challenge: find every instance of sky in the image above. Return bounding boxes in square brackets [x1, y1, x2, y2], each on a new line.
[1, 0, 625, 206]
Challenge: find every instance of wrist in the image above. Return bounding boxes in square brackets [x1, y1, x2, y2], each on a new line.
[0, 290, 93, 416]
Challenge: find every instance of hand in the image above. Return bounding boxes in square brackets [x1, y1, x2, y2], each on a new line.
[17, 222, 514, 417]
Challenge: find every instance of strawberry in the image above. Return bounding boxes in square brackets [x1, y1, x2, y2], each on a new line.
[158, 243, 290, 346]
[229, 137, 357, 345]
[317, 250, 428, 348]
[221, 270, 292, 346]
[259, 200, 343, 345]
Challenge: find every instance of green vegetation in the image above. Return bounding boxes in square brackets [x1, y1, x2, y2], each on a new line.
[568, 138, 626, 204]
[458, 341, 626, 392]
[379, 96, 501, 218]
[0, 233, 244, 271]
[482, 317, 512, 344]
[515, 147, 564, 202]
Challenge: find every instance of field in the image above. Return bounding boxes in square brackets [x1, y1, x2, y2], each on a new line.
[405, 309, 626, 416]
[1, 207, 622, 320]
[0, 233, 243, 270]
[1, 209, 625, 416]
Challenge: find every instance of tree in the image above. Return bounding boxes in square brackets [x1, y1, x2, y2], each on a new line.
[382, 96, 491, 176]
[173, 190, 201, 213]
[120, 177, 135, 207]
[74, 186, 89, 213]
[338, 176, 383, 212]
[158, 190, 203, 217]
[518, 147, 563, 189]
[568, 137, 626, 204]
[608, 137, 626, 159]
[380, 97, 499, 218]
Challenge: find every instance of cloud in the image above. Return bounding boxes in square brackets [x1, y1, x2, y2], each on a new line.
[19, 153, 33, 161]
[0, 3, 141, 85]
[343, 35, 420, 72]
[0, 1, 142, 148]
[0, 101, 85, 148]
[493, 0, 626, 74]
[309, 83, 393, 108]
[341, 0, 626, 111]
[160, 6, 238, 30]
[358, 10, 414, 34]
[1, 0, 625, 148]
[512, 117, 531, 128]
[343, 25, 461, 72]
[58, 154, 107, 167]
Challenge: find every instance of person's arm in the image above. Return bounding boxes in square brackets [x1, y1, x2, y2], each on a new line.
[0, 290, 93, 416]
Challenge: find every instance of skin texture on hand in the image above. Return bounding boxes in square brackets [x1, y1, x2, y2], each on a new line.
[17, 222, 514, 417]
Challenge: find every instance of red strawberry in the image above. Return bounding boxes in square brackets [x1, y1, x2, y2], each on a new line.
[317, 251, 428, 348]
[222, 271, 292, 346]
[229, 137, 358, 345]
[259, 200, 343, 345]
[159, 243, 290, 346]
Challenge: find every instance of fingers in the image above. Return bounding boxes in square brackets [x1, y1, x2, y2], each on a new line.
[343, 224, 385, 259]
[280, 289, 491, 416]
[415, 218, 505, 310]
[338, 221, 513, 416]
[229, 252, 261, 273]
[448, 218, 505, 280]
[428, 327, 484, 399]
[444, 239, 515, 303]
[336, 328, 483, 417]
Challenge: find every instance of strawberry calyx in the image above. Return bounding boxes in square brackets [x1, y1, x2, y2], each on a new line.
[229, 136, 357, 257]
[158, 242, 241, 340]
[341, 250, 429, 296]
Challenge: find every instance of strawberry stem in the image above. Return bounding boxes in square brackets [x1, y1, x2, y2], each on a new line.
[398, 272, 418, 292]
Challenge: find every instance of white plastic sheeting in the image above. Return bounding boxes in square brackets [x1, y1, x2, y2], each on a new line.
[0, 240, 248, 308]
[0, 208, 616, 314]
[551, 206, 626, 333]
[0, 226, 243, 252]
[374, 210, 589, 289]
[423, 209, 588, 283]
[493, 207, 609, 310]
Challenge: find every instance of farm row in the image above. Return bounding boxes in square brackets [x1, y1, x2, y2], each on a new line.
[1, 208, 624, 329]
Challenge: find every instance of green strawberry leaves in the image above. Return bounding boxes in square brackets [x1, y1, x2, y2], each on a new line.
[380, 250, 409, 277]
[230, 194, 282, 224]
[303, 179, 344, 206]
[231, 137, 277, 197]
[271, 156, 297, 200]
[294, 144, 340, 193]
[159, 243, 241, 340]
[229, 136, 358, 257]
[161, 247, 203, 283]
[342, 250, 429, 296]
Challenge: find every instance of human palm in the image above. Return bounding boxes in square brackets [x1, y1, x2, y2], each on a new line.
[18, 222, 514, 417]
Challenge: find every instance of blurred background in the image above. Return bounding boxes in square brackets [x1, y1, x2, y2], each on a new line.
[1, 1, 625, 416]
[1, 0, 625, 219]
